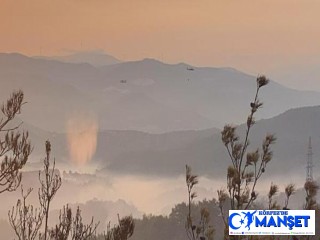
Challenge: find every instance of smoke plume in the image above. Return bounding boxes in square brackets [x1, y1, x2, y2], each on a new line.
[66, 114, 98, 166]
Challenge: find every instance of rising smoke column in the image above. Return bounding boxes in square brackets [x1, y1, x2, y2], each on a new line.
[66, 114, 98, 166]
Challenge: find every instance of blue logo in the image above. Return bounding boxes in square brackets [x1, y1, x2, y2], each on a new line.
[229, 210, 257, 231]
[229, 210, 315, 236]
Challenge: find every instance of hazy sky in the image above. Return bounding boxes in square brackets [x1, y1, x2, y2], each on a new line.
[1, 0, 320, 90]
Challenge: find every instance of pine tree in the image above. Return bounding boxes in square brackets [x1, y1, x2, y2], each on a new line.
[0, 90, 31, 193]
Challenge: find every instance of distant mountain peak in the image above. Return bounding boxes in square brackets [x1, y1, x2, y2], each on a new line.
[141, 57, 161, 62]
[34, 50, 121, 67]
[138, 58, 167, 66]
[0, 52, 31, 61]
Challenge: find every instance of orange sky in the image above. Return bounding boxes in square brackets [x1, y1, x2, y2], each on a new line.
[1, 0, 320, 89]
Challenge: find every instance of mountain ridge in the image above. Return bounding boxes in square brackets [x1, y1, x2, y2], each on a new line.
[1, 52, 320, 133]
[15, 105, 320, 182]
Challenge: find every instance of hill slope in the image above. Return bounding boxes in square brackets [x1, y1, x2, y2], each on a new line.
[20, 105, 320, 181]
[1, 53, 320, 132]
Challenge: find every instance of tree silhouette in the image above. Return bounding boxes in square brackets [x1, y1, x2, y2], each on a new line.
[185, 165, 214, 240]
[48, 204, 100, 240]
[49, 205, 72, 240]
[185, 165, 198, 240]
[104, 215, 134, 240]
[0, 90, 31, 193]
[8, 140, 102, 240]
[39, 140, 62, 240]
[283, 183, 296, 210]
[217, 77, 282, 240]
[304, 180, 319, 210]
[218, 76, 276, 222]
[8, 141, 62, 240]
[267, 183, 279, 210]
[71, 206, 99, 240]
[8, 186, 43, 240]
[217, 77, 314, 239]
